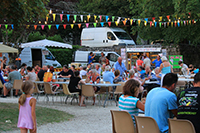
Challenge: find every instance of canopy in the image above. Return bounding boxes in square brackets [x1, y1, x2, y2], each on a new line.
[20, 39, 72, 49]
[0, 44, 18, 53]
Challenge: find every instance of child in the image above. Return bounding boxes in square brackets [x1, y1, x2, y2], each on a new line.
[118, 79, 145, 124]
[18, 81, 37, 133]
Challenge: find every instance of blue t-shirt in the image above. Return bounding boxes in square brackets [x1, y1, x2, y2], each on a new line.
[139, 70, 145, 75]
[145, 87, 178, 133]
[152, 59, 162, 68]
[193, 69, 199, 74]
[88, 55, 93, 64]
[114, 62, 127, 76]
[103, 71, 115, 84]
[119, 95, 139, 123]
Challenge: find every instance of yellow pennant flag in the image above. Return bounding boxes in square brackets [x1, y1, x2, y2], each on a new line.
[94, 15, 97, 20]
[87, 15, 90, 22]
[167, 22, 169, 26]
[115, 21, 119, 26]
[144, 21, 147, 26]
[46, 14, 49, 21]
[171, 22, 173, 27]
[53, 14, 56, 21]
[130, 19, 133, 25]
[159, 16, 162, 21]
[70, 24, 74, 29]
[138, 19, 141, 26]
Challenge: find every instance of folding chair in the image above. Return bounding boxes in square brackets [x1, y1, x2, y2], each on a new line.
[33, 82, 44, 101]
[62, 84, 79, 105]
[134, 116, 160, 133]
[168, 118, 196, 133]
[110, 110, 135, 133]
[12, 79, 23, 97]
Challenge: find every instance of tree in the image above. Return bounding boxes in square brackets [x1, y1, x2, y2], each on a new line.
[0, 0, 49, 46]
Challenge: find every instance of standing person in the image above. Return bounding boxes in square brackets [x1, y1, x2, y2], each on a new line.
[95, 64, 101, 75]
[37, 65, 48, 81]
[142, 55, 151, 69]
[88, 52, 96, 64]
[1, 65, 22, 98]
[68, 71, 85, 106]
[119, 79, 145, 123]
[178, 61, 190, 76]
[0, 56, 7, 71]
[136, 55, 143, 67]
[99, 52, 106, 65]
[103, 65, 115, 84]
[145, 73, 178, 133]
[177, 72, 200, 133]
[25, 66, 37, 82]
[152, 55, 162, 68]
[114, 57, 127, 78]
[18, 81, 37, 133]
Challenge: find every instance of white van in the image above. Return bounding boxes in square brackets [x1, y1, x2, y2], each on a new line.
[19, 47, 61, 67]
[72, 51, 120, 67]
[81, 27, 135, 47]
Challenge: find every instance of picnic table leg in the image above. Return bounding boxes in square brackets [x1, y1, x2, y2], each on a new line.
[103, 87, 109, 107]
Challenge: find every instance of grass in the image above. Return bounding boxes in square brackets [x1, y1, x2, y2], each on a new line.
[0, 103, 74, 132]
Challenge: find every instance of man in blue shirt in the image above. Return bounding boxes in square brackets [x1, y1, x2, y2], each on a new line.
[152, 55, 162, 68]
[103, 65, 115, 83]
[145, 73, 178, 133]
[114, 57, 127, 77]
[88, 52, 96, 64]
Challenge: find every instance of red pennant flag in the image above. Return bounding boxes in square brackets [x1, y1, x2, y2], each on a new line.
[108, 22, 111, 27]
[192, 19, 194, 24]
[152, 17, 155, 21]
[78, 24, 81, 29]
[34, 25, 37, 30]
[63, 24, 66, 29]
[60, 14, 63, 21]
[123, 20, 126, 25]
[41, 25, 45, 30]
[0, 24, 1, 28]
[99, 16, 102, 21]
[166, 15, 170, 20]
[150, 21, 152, 27]
[175, 22, 177, 27]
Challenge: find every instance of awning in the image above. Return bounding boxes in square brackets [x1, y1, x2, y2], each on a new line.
[0, 44, 18, 53]
[20, 39, 72, 49]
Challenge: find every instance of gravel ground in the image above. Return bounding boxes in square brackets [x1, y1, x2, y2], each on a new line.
[1, 96, 119, 133]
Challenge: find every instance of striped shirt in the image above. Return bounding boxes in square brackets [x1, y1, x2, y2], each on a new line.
[119, 95, 139, 123]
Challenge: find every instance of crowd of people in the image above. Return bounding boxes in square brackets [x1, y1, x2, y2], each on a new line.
[1, 52, 200, 133]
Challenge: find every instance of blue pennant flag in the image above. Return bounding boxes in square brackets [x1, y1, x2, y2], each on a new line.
[56, 24, 59, 29]
[100, 22, 104, 27]
[155, 22, 157, 27]
[106, 16, 109, 22]
[67, 14, 70, 21]
[178, 22, 180, 27]
[11, 24, 14, 29]
[145, 18, 148, 23]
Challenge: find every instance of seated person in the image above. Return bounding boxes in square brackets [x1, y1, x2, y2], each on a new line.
[80, 66, 87, 79]
[113, 69, 123, 84]
[1, 65, 22, 98]
[137, 65, 145, 76]
[103, 65, 115, 84]
[25, 66, 37, 82]
[68, 71, 85, 106]
[119, 79, 145, 124]
[58, 65, 74, 79]
[140, 66, 154, 80]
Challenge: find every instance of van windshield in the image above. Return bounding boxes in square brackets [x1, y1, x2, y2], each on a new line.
[107, 53, 119, 62]
[114, 32, 132, 40]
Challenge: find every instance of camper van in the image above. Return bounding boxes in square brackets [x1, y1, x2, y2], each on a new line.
[81, 27, 135, 47]
[72, 51, 120, 67]
[19, 47, 61, 67]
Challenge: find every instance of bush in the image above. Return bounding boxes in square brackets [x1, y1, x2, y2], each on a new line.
[48, 45, 81, 67]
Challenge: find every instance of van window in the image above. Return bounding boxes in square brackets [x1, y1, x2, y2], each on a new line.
[113, 32, 132, 40]
[107, 53, 118, 62]
[107, 32, 116, 40]
[43, 50, 54, 60]
[91, 53, 101, 63]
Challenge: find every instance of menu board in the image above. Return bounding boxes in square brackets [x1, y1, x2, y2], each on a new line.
[169, 55, 183, 68]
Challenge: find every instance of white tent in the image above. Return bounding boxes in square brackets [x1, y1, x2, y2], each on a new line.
[20, 39, 72, 49]
[0, 44, 18, 53]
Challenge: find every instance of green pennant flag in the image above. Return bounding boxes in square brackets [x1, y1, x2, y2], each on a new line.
[5, 24, 8, 29]
[93, 23, 97, 27]
[181, 21, 183, 26]
[112, 16, 115, 22]
[74, 15, 77, 22]
[159, 22, 162, 27]
[48, 25, 51, 30]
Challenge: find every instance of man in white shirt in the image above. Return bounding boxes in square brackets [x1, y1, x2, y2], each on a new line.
[80, 66, 87, 79]
[95, 64, 101, 75]
[143, 56, 151, 69]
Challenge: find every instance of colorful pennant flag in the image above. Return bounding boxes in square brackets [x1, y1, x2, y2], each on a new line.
[56, 24, 59, 29]
[178, 22, 180, 27]
[106, 16, 109, 22]
[74, 15, 77, 22]
[48, 25, 51, 29]
[150, 21, 152, 27]
[41, 25, 45, 30]
[175, 22, 177, 27]
[166, 15, 170, 20]
[159, 22, 162, 27]
[78, 24, 81, 29]
[93, 23, 97, 27]
[138, 19, 141, 26]
[60, 14, 63, 21]
[94, 15, 97, 20]
[154, 22, 157, 27]
[99, 16, 102, 21]
[112, 16, 115, 22]
[34, 25, 37, 30]
[86, 23, 89, 28]
[53, 14, 56, 21]
[11, 24, 14, 29]
[108, 22, 111, 27]
[171, 22, 173, 27]
[87, 15, 90, 22]
[70, 24, 74, 29]
[0, 24, 1, 28]
[5, 25, 8, 29]
[159, 16, 162, 21]
[80, 15, 83, 22]
[67, 14, 70, 21]
[123, 20, 126, 25]
[46, 14, 49, 22]
[63, 24, 66, 29]
[100, 22, 104, 27]
[152, 17, 155, 21]
[145, 18, 148, 23]
[130, 19, 133, 25]
[115, 21, 119, 26]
